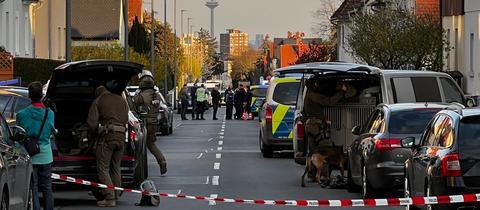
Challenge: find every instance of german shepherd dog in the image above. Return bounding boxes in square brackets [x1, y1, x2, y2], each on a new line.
[301, 146, 345, 187]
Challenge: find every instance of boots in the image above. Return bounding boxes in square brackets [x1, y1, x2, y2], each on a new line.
[160, 161, 167, 175]
[97, 199, 116, 207]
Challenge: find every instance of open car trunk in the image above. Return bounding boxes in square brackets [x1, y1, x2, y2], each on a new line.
[303, 74, 380, 147]
[45, 60, 143, 156]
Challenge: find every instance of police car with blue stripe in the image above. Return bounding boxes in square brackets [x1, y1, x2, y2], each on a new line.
[259, 76, 301, 157]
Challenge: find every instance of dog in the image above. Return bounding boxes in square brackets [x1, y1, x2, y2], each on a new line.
[301, 146, 345, 188]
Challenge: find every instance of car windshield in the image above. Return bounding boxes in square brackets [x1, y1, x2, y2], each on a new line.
[272, 82, 300, 105]
[458, 117, 480, 148]
[389, 109, 440, 134]
[251, 87, 267, 97]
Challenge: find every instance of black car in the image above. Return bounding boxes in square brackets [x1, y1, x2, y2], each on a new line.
[0, 88, 30, 125]
[156, 92, 174, 135]
[0, 112, 33, 210]
[43, 60, 148, 196]
[348, 103, 447, 198]
[403, 106, 480, 210]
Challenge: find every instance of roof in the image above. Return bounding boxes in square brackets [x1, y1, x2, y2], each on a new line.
[381, 70, 450, 77]
[250, 85, 269, 89]
[270, 77, 301, 84]
[331, 0, 364, 22]
[380, 103, 449, 111]
[0, 89, 28, 98]
[72, 0, 121, 40]
[55, 60, 144, 71]
[274, 62, 380, 75]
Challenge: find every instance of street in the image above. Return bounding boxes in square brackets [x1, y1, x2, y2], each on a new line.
[52, 108, 403, 210]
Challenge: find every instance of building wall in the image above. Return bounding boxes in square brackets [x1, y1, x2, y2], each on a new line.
[0, 0, 35, 57]
[416, 0, 440, 17]
[337, 22, 355, 63]
[219, 29, 249, 58]
[33, 0, 66, 60]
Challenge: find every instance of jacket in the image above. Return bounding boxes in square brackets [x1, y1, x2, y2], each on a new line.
[211, 89, 221, 105]
[133, 88, 162, 124]
[17, 103, 56, 165]
[87, 86, 129, 140]
[196, 87, 207, 102]
[180, 87, 189, 101]
[225, 90, 234, 104]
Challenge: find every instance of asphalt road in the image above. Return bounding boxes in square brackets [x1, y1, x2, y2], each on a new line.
[53, 108, 404, 210]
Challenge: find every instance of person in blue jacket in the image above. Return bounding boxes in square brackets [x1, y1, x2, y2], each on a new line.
[17, 81, 56, 210]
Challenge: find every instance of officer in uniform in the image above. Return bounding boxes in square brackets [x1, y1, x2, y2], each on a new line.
[134, 74, 167, 175]
[87, 86, 128, 207]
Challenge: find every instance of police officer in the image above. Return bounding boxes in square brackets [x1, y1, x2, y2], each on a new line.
[195, 84, 207, 120]
[87, 86, 128, 207]
[180, 84, 189, 120]
[225, 87, 234, 120]
[134, 75, 168, 176]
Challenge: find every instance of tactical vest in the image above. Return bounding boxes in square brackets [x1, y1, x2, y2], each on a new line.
[138, 89, 161, 125]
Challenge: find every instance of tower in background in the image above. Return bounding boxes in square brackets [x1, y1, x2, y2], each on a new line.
[205, 0, 219, 38]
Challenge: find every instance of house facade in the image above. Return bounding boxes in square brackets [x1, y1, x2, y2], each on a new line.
[0, 0, 38, 57]
[33, 0, 66, 60]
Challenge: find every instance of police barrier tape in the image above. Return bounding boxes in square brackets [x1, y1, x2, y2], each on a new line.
[51, 173, 480, 207]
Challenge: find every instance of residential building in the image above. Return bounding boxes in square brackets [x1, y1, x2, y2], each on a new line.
[252, 34, 264, 49]
[220, 28, 249, 58]
[0, 0, 38, 58]
[71, 0, 142, 47]
[442, 0, 480, 95]
[331, 0, 439, 63]
[33, 0, 66, 60]
[271, 37, 322, 68]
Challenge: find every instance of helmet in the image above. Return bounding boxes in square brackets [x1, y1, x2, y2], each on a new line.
[139, 75, 155, 89]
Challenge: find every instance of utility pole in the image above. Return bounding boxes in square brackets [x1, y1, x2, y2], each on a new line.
[150, 0, 155, 74]
[181, 10, 187, 36]
[123, 0, 129, 61]
[65, 0, 72, 62]
[173, 0, 177, 109]
[163, 0, 168, 97]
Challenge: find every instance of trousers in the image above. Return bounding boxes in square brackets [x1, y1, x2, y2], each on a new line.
[96, 137, 124, 200]
[33, 163, 54, 210]
[147, 124, 166, 164]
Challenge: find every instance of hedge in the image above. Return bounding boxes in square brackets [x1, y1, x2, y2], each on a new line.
[14, 58, 65, 86]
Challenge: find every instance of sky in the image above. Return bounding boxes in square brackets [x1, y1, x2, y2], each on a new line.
[147, 0, 324, 41]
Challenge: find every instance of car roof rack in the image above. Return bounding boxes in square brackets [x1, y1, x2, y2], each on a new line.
[445, 102, 465, 115]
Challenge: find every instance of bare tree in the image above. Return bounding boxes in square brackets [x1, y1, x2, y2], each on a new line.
[311, 0, 343, 40]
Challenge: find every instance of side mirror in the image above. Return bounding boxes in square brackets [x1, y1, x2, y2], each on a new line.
[10, 126, 26, 142]
[401, 137, 416, 148]
[351, 126, 362, 136]
[466, 97, 476, 108]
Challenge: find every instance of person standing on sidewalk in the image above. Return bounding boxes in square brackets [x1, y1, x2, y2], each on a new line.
[180, 84, 189, 120]
[211, 86, 221, 120]
[190, 83, 198, 120]
[87, 86, 128, 207]
[195, 84, 207, 120]
[17, 82, 56, 210]
[225, 87, 234, 120]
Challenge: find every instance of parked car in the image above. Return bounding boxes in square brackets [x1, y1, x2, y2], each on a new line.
[0, 112, 33, 210]
[283, 62, 473, 165]
[43, 60, 148, 198]
[258, 76, 301, 157]
[403, 106, 480, 210]
[156, 92, 174, 135]
[249, 85, 268, 119]
[347, 103, 447, 198]
[0, 88, 30, 125]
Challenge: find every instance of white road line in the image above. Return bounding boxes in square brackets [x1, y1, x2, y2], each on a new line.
[174, 123, 182, 129]
[217, 147, 222, 151]
[207, 138, 214, 142]
[214, 162, 220, 170]
[221, 129, 225, 132]
[218, 132, 224, 135]
[196, 153, 203, 159]
[177, 190, 182, 194]
[212, 176, 219, 185]
[219, 136, 224, 139]
[216, 153, 221, 159]
[206, 176, 210, 184]
[218, 141, 223, 146]
[209, 194, 218, 205]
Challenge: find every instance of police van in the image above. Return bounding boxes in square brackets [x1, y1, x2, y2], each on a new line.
[259, 76, 301, 157]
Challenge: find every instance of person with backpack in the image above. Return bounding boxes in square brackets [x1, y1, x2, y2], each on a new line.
[225, 87, 235, 120]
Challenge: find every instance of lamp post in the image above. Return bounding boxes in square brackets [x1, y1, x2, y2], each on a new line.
[150, 0, 155, 74]
[123, 0, 129, 61]
[181, 10, 187, 37]
[173, 0, 177, 109]
[163, 0, 168, 97]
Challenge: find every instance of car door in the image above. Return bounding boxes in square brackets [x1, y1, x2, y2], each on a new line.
[350, 109, 383, 182]
[411, 115, 445, 196]
[0, 115, 20, 208]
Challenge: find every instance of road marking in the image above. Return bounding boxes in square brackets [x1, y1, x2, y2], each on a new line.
[177, 190, 182, 194]
[207, 138, 214, 142]
[174, 122, 182, 129]
[221, 129, 225, 132]
[212, 176, 219, 185]
[209, 194, 218, 205]
[217, 147, 222, 151]
[219, 136, 224, 139]
[218, 132, 224, 135]
[216, 153, 221, 159]
[214, 162, 220, 170]
[196, 153, 203, 159]
[206, 176, 210, 184]
[218, 141, 223, 146]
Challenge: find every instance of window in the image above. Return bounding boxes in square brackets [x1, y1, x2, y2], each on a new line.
[14, 98, 31, 113]
[422, 115, 445, 146]
[0, 96, 12, 114]
[470, 33, 475, 76]
[272, 82, 300, 105]
[455, 28, 459, 71]
[440, 77, 463, 103]
[0, 116, 10, 144]
[446, 29, 451, 70]
[2, 97, 14, 120]
[367, 110, 385, 134]
[458, 117, 480, 149]
[436, 117, 454, 148]
[251, 88, 267, 97]
[389, 109, 440, 134]
[391, 77, 441, 103]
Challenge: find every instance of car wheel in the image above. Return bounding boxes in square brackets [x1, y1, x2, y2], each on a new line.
[347, 166, 359, 193]
[361, 164, 375, 198]
[259, 131, 273, 158]
[27, 178, 33, 210]
[0, 189, 7, 210]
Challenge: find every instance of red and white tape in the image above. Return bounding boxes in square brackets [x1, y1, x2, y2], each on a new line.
[51, 173, 480, 207]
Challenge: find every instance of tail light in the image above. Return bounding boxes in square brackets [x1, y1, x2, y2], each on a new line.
[296, 121, 304, 140]
[130, 130, 137, 141]
[441, 153, 462, 177]
[374, 138, 401, 152]
[265, 105, 273, 123]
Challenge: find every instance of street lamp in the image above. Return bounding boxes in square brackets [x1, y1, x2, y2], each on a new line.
[150, 0, 155, 74]
[181, 10, 187, 37]
[163, 0, 168, 97]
